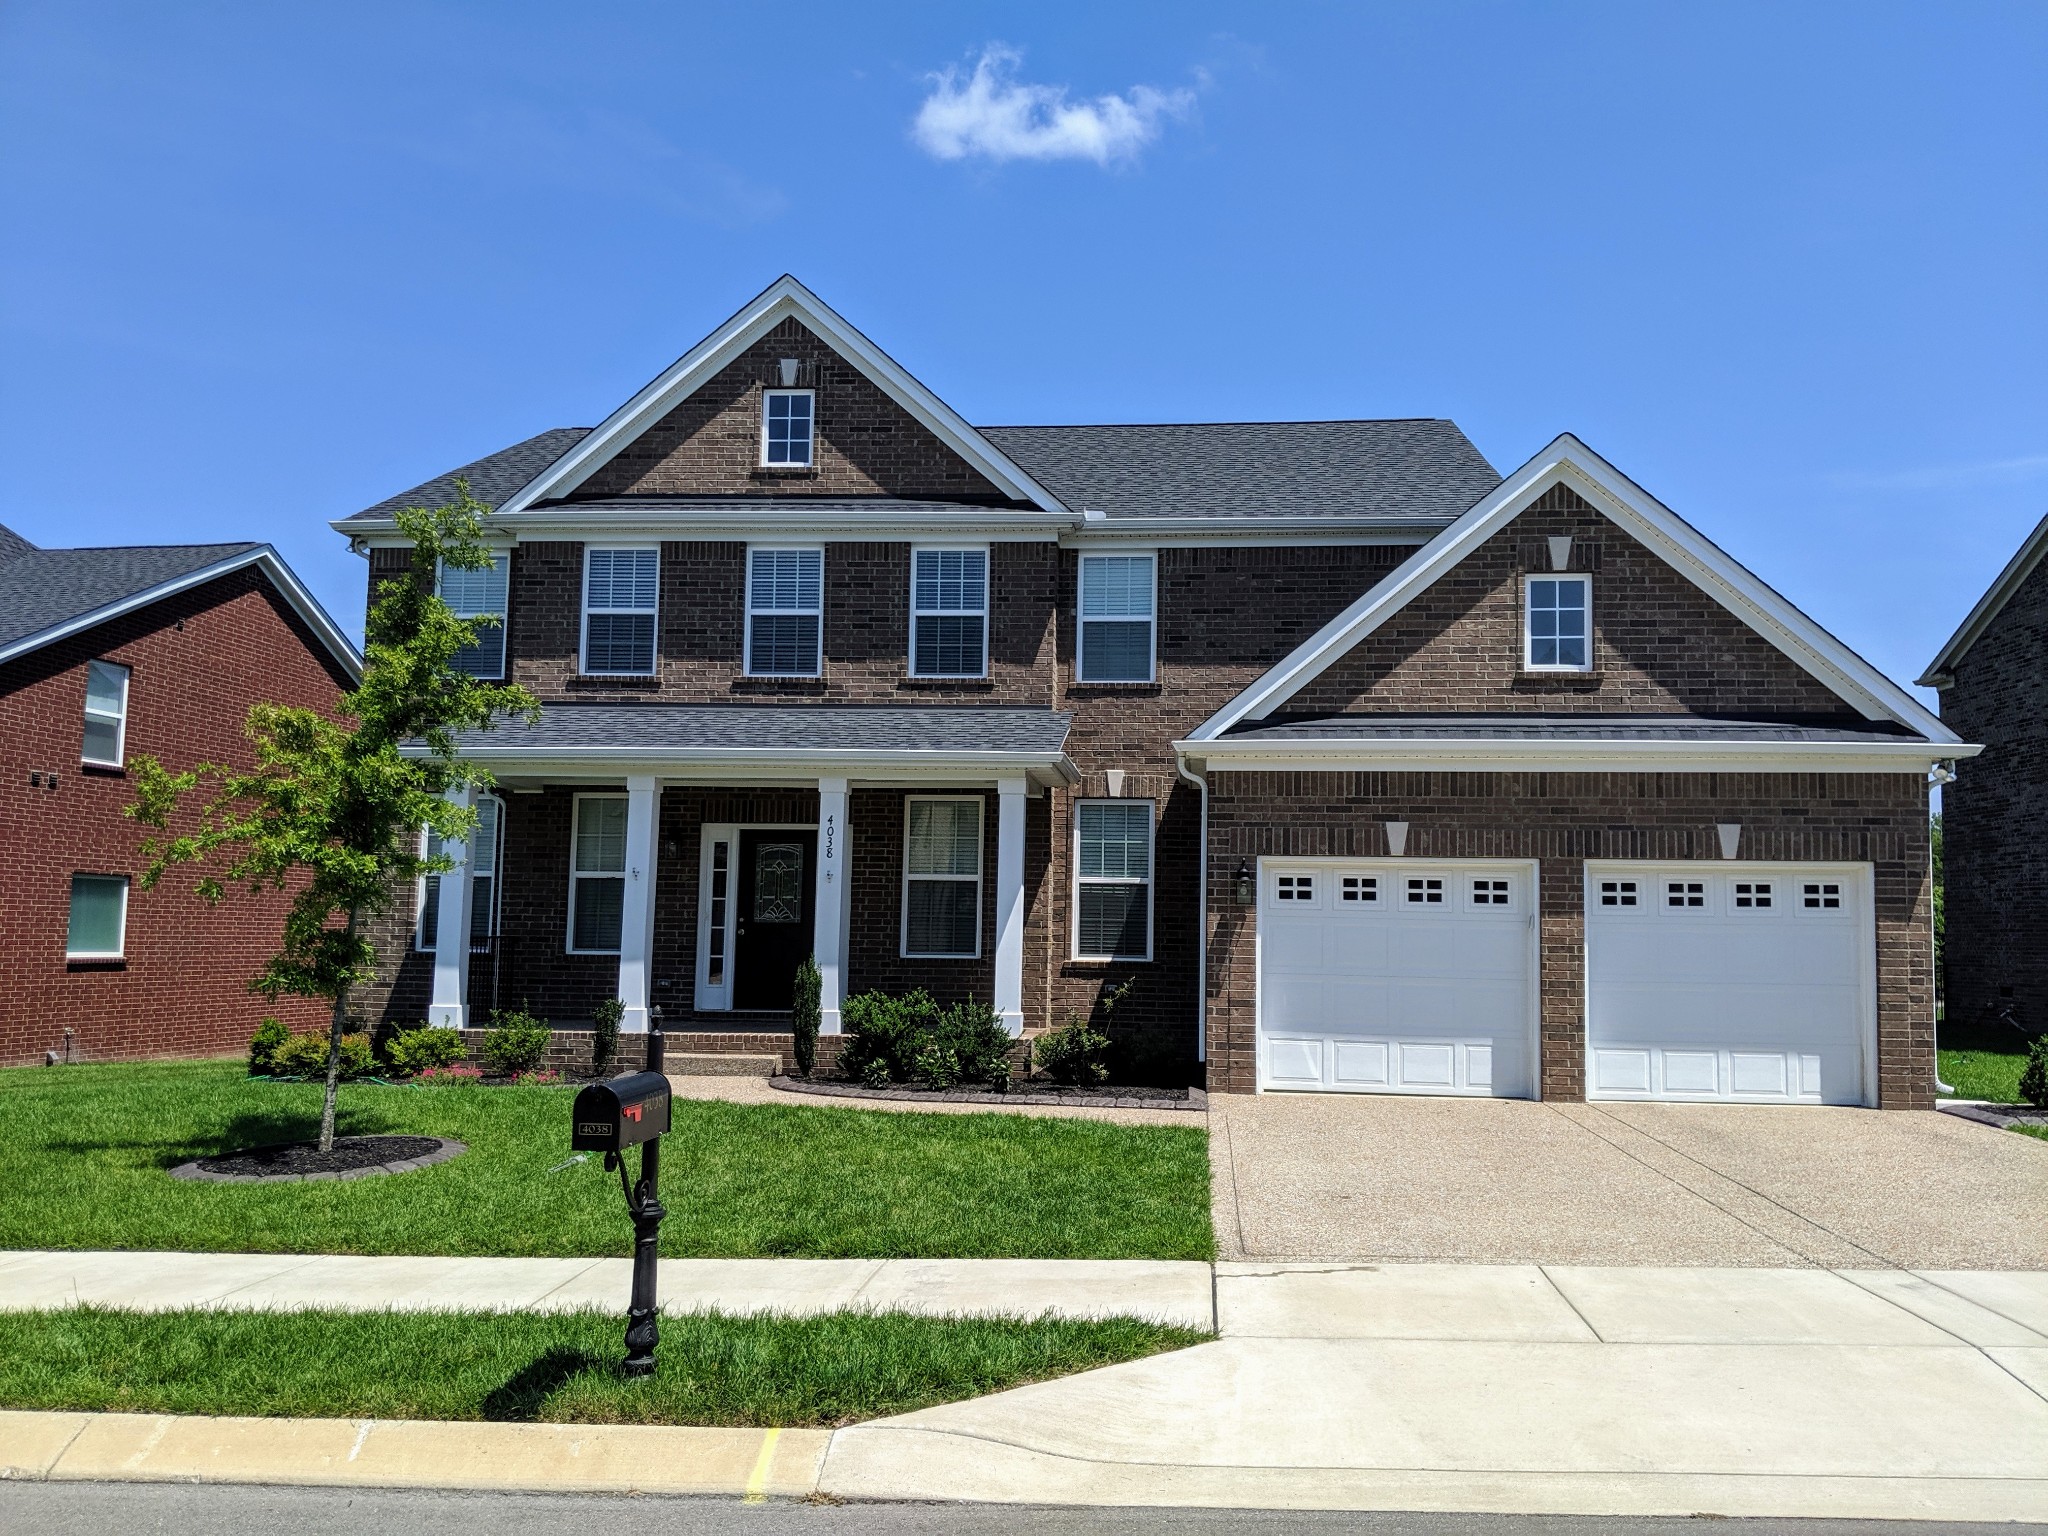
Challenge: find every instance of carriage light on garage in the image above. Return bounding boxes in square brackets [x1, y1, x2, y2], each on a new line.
[1234, 860, 1255, 905]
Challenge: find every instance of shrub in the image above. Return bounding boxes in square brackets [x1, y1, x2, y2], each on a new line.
[271, 1030, 374, 1080]
[480, 1009, 552, 1077]
[2022, 1036, 2048, 1110]
[859, 1055, 892, 1089]
[791, 956, 822, 1078]
[914, 1044, 963, 1091]
[841, 990, 940, 1084]
[590, 997, 623, 1078]
[248, 1017, 291, 1076]
[1034, 1018, 1113, 1086]
[926, 999, 1012, 1089]
[383, 1025, 465, 1078]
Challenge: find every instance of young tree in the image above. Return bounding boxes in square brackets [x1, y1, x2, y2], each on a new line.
[129, 488, 536, 1151]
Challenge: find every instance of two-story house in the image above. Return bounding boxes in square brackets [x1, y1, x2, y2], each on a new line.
[339, 277, 1965, 1106]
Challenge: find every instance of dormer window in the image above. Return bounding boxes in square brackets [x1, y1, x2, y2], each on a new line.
[762, 389, 814, 467]
[1524, 574, 1591, 672]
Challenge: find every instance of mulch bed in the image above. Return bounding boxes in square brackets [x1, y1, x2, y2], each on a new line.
[168, 1135, 466, 1184]
[770, 1077, 1204, 1112]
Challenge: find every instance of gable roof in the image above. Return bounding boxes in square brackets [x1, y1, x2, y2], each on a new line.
[0, 530, 360, 679]
[981, 420, 1497, 522]
[1918, 508, 2048, 686]
[343, 428, 593, 524]
[1185, 433, 1960, 747]
[490, 276, 1067, 515]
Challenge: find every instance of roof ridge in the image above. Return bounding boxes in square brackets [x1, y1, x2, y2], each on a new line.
[979, 418, 1456, 430]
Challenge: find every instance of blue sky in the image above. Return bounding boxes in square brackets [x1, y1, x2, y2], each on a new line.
[2, 2, 2043, 699]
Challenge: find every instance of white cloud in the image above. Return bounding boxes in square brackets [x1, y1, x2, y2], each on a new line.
[912, 46, 1195, 167]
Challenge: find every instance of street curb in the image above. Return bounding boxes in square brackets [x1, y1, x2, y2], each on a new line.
[0, 1410, 828, 1499]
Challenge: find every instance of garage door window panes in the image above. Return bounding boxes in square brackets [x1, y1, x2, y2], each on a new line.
[1406, 878, 1444, 905]
[1276, 874, 1315, 902]
[1599, 879, 1638, 907]
[1076, 801, 1152, 959]
[1341, 876, 1377, 903]
[904, 798, 982, 958]
[569, 795, 628, 953]
[1666, 881, 1705, 908]
[1802, 882, 1842, 909]
[1734, 882, 1774, 909]
[1472, 879, 1510, 907]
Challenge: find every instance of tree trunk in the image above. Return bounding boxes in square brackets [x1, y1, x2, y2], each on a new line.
[316, 907, 361, 1154]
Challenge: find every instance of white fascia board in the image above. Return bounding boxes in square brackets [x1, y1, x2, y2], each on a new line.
[1176, 736, 1980, 775]
[401, 742, 1079, 787]
[0, 547, 363, 680]
[490, 276, 1070, 516]
[1186, 434, 1959, 746]
[1917, 508, 2048, 685]
[1061, 517, 1450, 547]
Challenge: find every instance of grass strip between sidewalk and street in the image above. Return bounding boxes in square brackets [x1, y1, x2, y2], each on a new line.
[0, 1306, 1206, 1427]
[0, 1061, 1213, 1260]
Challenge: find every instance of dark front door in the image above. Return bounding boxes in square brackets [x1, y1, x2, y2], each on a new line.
[733, 829, 817, 1011]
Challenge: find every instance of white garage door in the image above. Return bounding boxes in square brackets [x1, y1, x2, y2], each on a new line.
[1258, 860, 1536, 1096]
[1584, 863, 1873, 1106]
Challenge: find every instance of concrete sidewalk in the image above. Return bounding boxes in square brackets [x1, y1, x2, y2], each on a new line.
[0, 1250, 1213, 1328]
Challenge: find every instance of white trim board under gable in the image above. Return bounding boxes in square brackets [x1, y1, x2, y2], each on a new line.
[1186, 433, 1959, 746]
[492, 275, 1069, 516]
[1918, 508, 2048, 686]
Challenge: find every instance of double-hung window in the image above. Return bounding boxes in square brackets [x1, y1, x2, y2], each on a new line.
[82, 660, 130, 766]
[762, 389, 814, 467]
[903, 797, 982, 958]
[440, 554, 509, 679]
[910, 548, 988, 677]
[569, 795, 628, 953]
[747, 548, 823, 676]
[1075, 801, 1153, 960]
[1078, 554, 1155, 682]
[582, 548, 658, 675]
[67, 875, 129, 960]
[417, 797, 501, 951]
[1524, 575, 1591, 671]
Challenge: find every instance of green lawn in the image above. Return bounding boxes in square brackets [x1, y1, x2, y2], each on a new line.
[1938, 1048, 2028, 1103]
[0, 1061, 1213, 1260]
[0, 1306, 1203, 1426]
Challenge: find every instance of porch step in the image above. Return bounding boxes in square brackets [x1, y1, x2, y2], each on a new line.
[663, 1052, 782, 1078]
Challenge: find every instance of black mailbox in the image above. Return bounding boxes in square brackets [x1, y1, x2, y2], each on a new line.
[571, 1071, 672, 1152]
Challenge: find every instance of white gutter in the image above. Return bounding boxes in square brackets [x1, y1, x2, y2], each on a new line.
[1175, 752, 1210, 1066]
[333, 508, 1077, 544]
[1177, 737, 1981, 775]
[397, 742, 1080, 787]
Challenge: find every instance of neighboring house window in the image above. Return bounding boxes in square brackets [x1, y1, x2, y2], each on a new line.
[440, 554, 509, 679]
[582, 548, 659, 675]
[1524, 575, 1591, 671]
[762, 389, 814, 467]
[910, 548, 988, 678]
[903, 797, 982, 958]
[82, 660, 130, 766]
[417, 797, 502, 951]
[1077, 554, 1155, 682]
[569, 795, 629, 953]
[67, 874, 128, 960]
[1075, 801, 1152, 961]
[747, 548, 823, 676]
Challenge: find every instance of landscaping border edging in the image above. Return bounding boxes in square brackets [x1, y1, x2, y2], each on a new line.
[1937, 1100, 2048, 1132]
[768, 1076, 1206, 1112]
[168, 1137, 467, 1184]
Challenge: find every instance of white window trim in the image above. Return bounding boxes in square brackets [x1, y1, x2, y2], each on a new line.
[82, 660, 130, 767]
[901, 795, 984, 960]
[415, 794, 504, 952]
[66, 874, 129, 960]
[760, 387, 817, 468]
[745, 544, 825, 678]
[438, 552, 510, 681]
[1076, 551, 1157, 684]
[908, 544, 990, 679]
[1072, 799, 1155, 962]
[1522, 572, 1593, 674]
[567, 791, 630, 955]
[580, 546, 660, 678]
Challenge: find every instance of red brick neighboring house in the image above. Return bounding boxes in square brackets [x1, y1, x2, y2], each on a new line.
[335, 275, 1967, 1106]
[0, 525, 360, 1066]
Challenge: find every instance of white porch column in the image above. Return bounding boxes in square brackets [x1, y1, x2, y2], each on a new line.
[814, 776, 849, 1034]
[994, 774, 1028, 1037]
[427, 783, 478, 1031]
[618, 775, 661, 1034]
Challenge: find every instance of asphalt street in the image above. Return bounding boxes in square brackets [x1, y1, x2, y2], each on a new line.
[1, 1484, 2040, 1536]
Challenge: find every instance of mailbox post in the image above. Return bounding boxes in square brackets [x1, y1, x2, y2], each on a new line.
[570, 1064, 672, 1376]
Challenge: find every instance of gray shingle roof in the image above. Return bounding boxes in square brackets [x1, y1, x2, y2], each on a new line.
[454, 704, 1073, 756]
[345, 428, 593, 522]
[1224, 714, 1918, 744]
[980, 420, 1499, 521]
[0, 524, 37, 567]
[0, 541, 262, 654]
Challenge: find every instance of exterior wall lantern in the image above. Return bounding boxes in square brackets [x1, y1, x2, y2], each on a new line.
[1234, 860, 1256, 905]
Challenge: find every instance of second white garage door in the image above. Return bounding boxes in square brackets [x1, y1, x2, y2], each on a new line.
[1258, 859, 1537, 1096]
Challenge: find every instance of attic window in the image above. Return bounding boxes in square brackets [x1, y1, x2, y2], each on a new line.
[1524, 575, 1591, 672]
[762, 390, 814, 468]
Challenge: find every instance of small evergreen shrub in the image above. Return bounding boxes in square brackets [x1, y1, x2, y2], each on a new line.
[383, 1025, 465, 1077]
[590, 997, 623, 1078]
[2022, 1035, 2048, 1110]
[272, 1030, 374, 1080]
[927, 999, 1012, 1089]
[248, 1017, 291, 1076]
[791, 956, 822, 1078]
[842, 990, 1010, 1088]
[480, 1009, 552, 1076]
[1034, 1018, 1113, 1085]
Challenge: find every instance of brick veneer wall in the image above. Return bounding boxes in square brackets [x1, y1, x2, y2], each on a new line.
[1203, 769, 1935, 1108]
[0, 571, 353, 1066]
[451, 1027, 848, 1077]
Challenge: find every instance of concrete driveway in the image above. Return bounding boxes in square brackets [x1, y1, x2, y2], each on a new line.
[1210, 1093, 2048, 1267]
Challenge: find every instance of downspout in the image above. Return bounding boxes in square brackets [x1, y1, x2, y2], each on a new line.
[1930, 760, 1956, 1098]
[1176, 751, 1209, 1065]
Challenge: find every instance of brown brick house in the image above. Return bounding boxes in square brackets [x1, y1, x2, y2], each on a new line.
[0, 527, 360, 1066]
[337, 276, 1965, 1106]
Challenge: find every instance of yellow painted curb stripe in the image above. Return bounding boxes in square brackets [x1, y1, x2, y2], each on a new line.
[743, 1427, 781, 1503]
